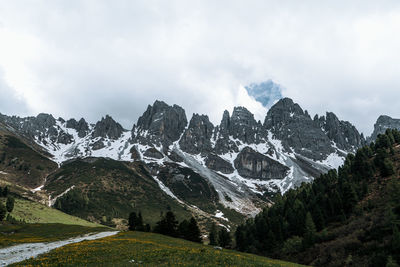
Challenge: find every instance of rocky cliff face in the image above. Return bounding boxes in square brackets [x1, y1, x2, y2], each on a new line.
[369, 115, 400, 142]
[0, 97, 366, 217]
[133, 100, 187, 148]
[179, 114, 214, 154]
[314, 112, 365, 151]
[264, 98, 334, 160]
[92, 115, 124, 139]
[234, 147, 289, 180]
[66, 118, 89, 138]
[205, 154, 234, 174]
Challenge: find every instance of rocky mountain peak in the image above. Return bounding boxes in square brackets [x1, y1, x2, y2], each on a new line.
[66, 118, 90, 138]
[179, 114, 214, 154]
[92, 115, 124, 139]
[35, 113, 57, 129]
[134, 100, 188, 147]
[265, 98, 334, 160]
[229, 106, 263, 144]
[315, 112, 364, 151]
[264, 97, 306, 129]
[369, 115, 400, 142]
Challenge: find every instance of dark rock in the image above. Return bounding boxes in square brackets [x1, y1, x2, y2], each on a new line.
[157, 163, 219, 209]
[234, 147, 289, 180]
[205, 154, 234, 174]
[134, 100, 187, 148]
[264, 98, 334, 160]
[167, 150, 184, 162]
[92, 115, 124, 139]
[213, 110, 239, 154]
[130, 146, 141, 161]
[66, 118, 89, 138]
[314, 112, 364, 151]
[91, 139, 105, 150]
[143, 147, 164, 159]
[179, 114, 214, 154]
[369, 115, 400, 142]
[229, 107, 264, 144]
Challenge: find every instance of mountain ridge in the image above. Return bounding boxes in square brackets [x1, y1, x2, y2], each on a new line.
[0, 97, 393, 222]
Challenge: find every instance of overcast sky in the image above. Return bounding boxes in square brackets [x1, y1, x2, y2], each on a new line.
[1, 1, 400, 135]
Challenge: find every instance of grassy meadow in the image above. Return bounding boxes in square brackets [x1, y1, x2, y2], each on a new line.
[11, 231, 308, 267]
[0, 223, 108, 248]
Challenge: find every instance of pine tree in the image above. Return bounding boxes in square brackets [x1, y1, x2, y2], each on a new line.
[2, 186, 8, 197]
[218, 228, 232, 248]
[342, 182, 358, 214]
[209, 223, 217, 246]
[187, 217, 202, 243]
[392, 226, 400, 254]
[387, 256, 399, 267]
[0, 202, 6, 221]
[6, 196, 14, 213]
[128, 212, 137, 231]
[136, 212, 144, 231]
[303, 212, 316, 248]
[178, 219, 189, 239]
[154, 211, 178, 237]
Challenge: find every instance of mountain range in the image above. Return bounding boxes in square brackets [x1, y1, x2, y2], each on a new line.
[0, 97, 398, 228]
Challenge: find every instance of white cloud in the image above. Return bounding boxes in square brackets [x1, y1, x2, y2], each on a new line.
[0, 1, 400, 134]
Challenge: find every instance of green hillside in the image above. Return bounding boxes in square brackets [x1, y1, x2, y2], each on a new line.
[9, 196, 102, 227]
[0, 128, 57, 189]
[11, 231, 307, 267]
[234, 129, 400, 267]
[44, 158, 193, 226]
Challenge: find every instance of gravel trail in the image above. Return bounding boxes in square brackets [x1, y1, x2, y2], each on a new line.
[0, 231, 119, 266]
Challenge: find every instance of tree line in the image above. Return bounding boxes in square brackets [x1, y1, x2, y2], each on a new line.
[233, 129, 400, 266]
[128, 210, 202, 243]
[0, 186, 15, 221]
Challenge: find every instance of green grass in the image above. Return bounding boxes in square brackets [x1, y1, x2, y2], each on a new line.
[6, 197, 102, 227]
[0, 223, 108, 248]
[11, 231, 308, 267]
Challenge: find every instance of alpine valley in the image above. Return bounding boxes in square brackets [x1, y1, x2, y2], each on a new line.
[0, 96, 396, 231]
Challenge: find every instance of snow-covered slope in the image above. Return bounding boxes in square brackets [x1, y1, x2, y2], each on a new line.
[0, 98, 364, 217]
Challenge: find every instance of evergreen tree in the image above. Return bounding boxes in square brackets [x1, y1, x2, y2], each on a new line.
[387, 256, 399, 267]
[382, 158, 395, 177]
[209, 223, 217, 246]
[392, 226, 400, 254]
[178, 219, 189, 239]
[136, 212, 144, 231]
[0, 202, 6, 221]
[342, 182, 358, 214]
[154, 211, 178, 237]
[235, 225, 246, 251]
[128, 211, 137, 231]
[6, 196, 14, 213]
[2, 186, 8, 197]
[218, 228, 232, 248]
[303, 212, 316, 248]
[185, 217, 201, 243]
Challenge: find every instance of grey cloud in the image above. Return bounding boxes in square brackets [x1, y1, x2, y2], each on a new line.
[0, 1, 400, 134]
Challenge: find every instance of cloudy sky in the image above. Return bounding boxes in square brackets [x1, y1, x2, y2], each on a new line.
[1, 1, 400, 135]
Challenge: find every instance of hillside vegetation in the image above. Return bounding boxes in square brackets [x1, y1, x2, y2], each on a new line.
[0, 223, 107, 248]
[0, 128, 57, 189]
[234, 129, 400, 266]
[8, 196, 101, 227]
[10, 231, 307, 267]
[45, 158, 193, 226]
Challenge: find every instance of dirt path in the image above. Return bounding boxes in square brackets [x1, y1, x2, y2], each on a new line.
[0, 231, 119, 266]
